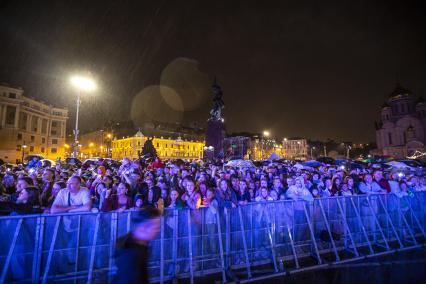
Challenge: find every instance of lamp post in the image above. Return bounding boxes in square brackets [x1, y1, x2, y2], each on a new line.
[106, 133, 112, 158]
[311, 146, 315, 159]
[22, 144, 27, 163]
[70, 75, 97, 158]
[262, 130, 270, 160]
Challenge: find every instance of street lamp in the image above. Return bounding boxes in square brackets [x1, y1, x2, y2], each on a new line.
[261, 130, 270, 160]
[22, 144, 27, 163]
[70, 74, 97, 158]
[311, 146, 316, 159]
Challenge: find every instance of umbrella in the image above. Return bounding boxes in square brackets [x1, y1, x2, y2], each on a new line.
[225, 159, 255, 168]
[267, 152, 279, 161]
[386, 161, 410, 169]
[293, 163, 304, 170]
[316, 157, 335, 165]
[302, 160, 322, 167]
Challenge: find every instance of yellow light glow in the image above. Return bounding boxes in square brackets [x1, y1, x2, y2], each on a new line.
[70, 75, 97, 92]
[89, 142, 94, 147]
[64, 144, 70, 149]
[263, 130, 270, 137]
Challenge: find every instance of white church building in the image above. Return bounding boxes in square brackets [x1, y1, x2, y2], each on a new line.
[375, 84, 426, 158]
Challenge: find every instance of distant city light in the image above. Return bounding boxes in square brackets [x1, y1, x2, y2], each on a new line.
[263, 130, 270, 137]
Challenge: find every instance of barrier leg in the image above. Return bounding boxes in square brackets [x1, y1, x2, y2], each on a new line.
[87, 213, 100, 283]
[73, 215, 81, 284]
[238, 207, 252, 278]
[349, 198, 374, 255]
[286, 222, 299, 268]
[126, 212, 131, 233]
[160, 215, 165, 284]
[407, 200, 426, 239]
[42, 216, 61, 284]
[319, 199, 340, 261]
[0, 218, 23, 283]
[365, 198, 390, 250]
[265, 208, 279, 272]
[108, 213, 118, 284]
[336, 198, 359, 257]
[303, 203, 322, 264]
[172, 210, 178, 278]
[398, 198, 417, 245]
[216, 210, 227, 283]
[33, 216, 45, 284]
[187, 212, 194, 284]
[376, 197, 403, 248]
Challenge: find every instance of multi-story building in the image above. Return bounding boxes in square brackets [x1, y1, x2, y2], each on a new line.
[111, 130, 205, 160]
[282, 137, 308, 160]
[0, 84, 68, 163]
[224, 133, 284, 160]
[375, 84, 426, 158]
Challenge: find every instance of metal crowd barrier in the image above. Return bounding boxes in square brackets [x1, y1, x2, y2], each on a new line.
[0, 192, 425, 283]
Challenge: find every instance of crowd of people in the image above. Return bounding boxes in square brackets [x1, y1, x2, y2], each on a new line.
[0, 156, 425, 216]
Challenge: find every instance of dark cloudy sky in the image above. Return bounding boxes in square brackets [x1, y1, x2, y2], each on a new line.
[0, 0, 425, 142]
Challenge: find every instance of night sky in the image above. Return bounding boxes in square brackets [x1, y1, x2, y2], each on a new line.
[0, 0, 425, 143]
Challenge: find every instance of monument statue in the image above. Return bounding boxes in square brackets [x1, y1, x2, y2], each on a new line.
[205, 77, 226, 160]
[210, 77, 225, 121]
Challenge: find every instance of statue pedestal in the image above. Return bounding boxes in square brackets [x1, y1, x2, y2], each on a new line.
[205, 119, 225, 160]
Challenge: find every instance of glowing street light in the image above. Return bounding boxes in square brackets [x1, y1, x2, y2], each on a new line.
[22, 144, 27, 163]
[70, 74, 97, 158]
[263, 130, 270, 137]
[70, 75, 97, 92]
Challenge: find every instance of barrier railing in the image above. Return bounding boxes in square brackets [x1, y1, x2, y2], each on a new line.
[0, 192, 425, 283]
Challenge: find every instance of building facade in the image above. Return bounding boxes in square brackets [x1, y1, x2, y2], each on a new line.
[112, 131, 205, 160]
[375, 84, 426, 158]
[0, 84, 68, 163]
[77, 130, 113, 158]
[282, 137, 308, 160]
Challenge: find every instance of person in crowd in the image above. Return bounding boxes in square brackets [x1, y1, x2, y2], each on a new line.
[50, 176, 92, 213]
[167, 188, 185, 209]
[43, 181, 66, 213]
[215, 179, 238, 208]
[287, 177, 314, 202]
[140, 177, 161, 208]
[102, 182, 133, 212]
[359, 174, 386, 194]
[181, 177, 201, 209]
[40, 168, 55, 207]
[237, 180, 251, 205]
[0, 186, 41, 215]
[10, 177, 33, 202]
[373, 170, 391, 193]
